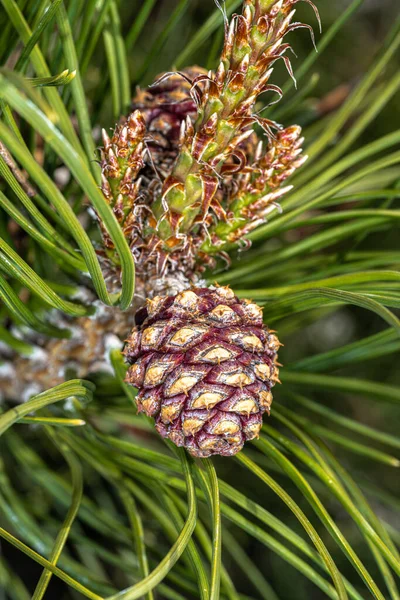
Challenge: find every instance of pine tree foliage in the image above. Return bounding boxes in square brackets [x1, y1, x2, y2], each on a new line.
[0, 0, 399, 598]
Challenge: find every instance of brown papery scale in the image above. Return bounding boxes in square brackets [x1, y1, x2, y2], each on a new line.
[124, 286, 281, 457]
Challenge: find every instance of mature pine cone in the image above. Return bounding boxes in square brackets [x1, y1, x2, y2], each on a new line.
[124, 286, 280, 457]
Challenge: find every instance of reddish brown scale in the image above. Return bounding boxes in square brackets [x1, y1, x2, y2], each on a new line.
[132, 66, 207, 151]
[124, 286, 280, 458]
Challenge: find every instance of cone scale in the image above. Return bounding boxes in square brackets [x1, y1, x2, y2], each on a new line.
[124, 286, 280, 457]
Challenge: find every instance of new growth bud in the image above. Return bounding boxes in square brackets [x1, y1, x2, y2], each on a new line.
[96, 1, 317, 282]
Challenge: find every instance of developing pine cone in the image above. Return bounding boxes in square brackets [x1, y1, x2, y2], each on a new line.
[124, 286, 280, 457]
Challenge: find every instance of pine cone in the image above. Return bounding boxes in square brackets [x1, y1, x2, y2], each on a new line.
[124, 286, 280, 457]
[132, 66, 207, 161]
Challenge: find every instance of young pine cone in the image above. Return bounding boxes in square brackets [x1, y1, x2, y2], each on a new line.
[124, 286, 280, 458]
[131, 66, 207, 161]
